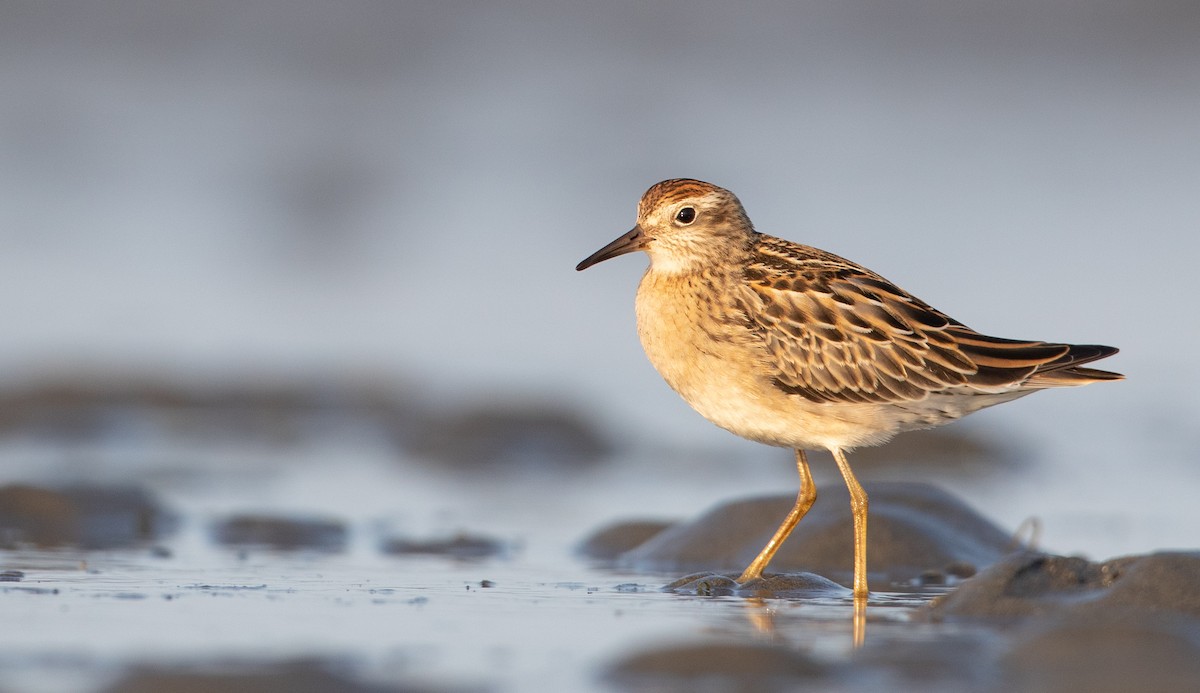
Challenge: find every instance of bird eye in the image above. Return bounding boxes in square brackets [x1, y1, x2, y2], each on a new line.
[675, 207, 697, 225]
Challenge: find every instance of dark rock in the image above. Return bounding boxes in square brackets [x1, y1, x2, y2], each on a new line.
[1000, 612, 1200, 693]
[408, 403, 611, 471]
[0, 570, 23, 582]
[924, 551, 1200, 621]
[845, 426, 1025, 479]
[855, 631, 1005, 691]
[100, 658, 430, 693]
[605, 642, 826, 693]
[381, 533, 508, 560]
[0, 374, 416, 449]
[918, 554, 1200, 691]
[618, 482, 1014, 589]
[1097, 552, 1200, 617]
[0, 484, 178, 549]
[576, 519, 675, 563]
[924, 564, 1200, 693]
[665, 571, 848, 598]
[212, 515, 348, 552]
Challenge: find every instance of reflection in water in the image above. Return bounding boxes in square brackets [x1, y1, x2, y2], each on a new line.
[742, 597, 775, 636]
[740, 593, 869, 649]
[854, 594, 867, 648]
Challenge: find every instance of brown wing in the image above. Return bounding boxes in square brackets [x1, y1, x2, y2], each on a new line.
[741, 234, 1108, 404]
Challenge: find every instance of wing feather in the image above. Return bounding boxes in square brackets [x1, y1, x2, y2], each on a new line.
[741, 234, 1119, 404]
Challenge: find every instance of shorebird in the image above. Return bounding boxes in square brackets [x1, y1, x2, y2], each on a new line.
[576, 178, 1121, 597]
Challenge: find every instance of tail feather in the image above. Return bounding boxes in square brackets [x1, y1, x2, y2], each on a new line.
[1027, 345, 1123, 387]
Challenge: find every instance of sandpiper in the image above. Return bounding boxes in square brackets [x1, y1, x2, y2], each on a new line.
[576, 178, 1121, 597]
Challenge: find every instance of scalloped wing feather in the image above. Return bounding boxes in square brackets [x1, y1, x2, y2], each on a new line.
[742, 234, 1114, 404]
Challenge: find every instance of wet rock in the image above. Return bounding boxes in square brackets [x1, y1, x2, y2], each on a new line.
[846, 427, 1025, 479]
[1000, 612, 1200, 693]
[665, 571, 848, 598]
[100, 658, 431, 693]
[576, 520, 675, 563]
[915, 551, 1200, 693]
[381, 533, 508, 560]
[618, 482, 1013, 589]
[212, 515, 348, 552]
[855, 630, 1005, 691]
[924, 551, 1200, 621]
[408, 403, 611, 471]
[605, 642, 826, 693]
[0, 484, 178, 549]
[0, 374, 416, 449]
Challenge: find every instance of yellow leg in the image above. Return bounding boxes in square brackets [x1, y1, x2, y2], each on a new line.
[736, 449, 816, 583]
[832, 447, 869, 598]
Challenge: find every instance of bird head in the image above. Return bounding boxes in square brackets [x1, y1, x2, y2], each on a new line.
[576, 179, 753, 274]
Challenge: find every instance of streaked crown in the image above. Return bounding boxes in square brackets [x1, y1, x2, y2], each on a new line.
[636, 179, 755, 273]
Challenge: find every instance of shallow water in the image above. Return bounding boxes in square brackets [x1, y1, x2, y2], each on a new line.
[0, 548, 940, 692]
[0, 412, 975, 693]
[1, 402, 1182, 693]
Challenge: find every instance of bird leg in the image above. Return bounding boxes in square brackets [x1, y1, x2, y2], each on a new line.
[736, 449, 815, 583]
[832, 448, 869, 597]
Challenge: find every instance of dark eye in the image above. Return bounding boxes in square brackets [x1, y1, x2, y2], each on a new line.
[675, 207, 697, 225]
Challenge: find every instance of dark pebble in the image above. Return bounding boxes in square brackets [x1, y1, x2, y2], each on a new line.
[0, 484, 178, 549]
[212, 515, 348, 552]
[381, 533, 507, 560]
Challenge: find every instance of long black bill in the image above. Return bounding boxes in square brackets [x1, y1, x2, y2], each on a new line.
[576, 226, 649, 271]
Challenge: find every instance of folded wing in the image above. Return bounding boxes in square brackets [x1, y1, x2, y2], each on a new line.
[741, 235, 1121, 405]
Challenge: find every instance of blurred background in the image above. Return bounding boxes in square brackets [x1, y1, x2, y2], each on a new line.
[0, 0, 1197, 553]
